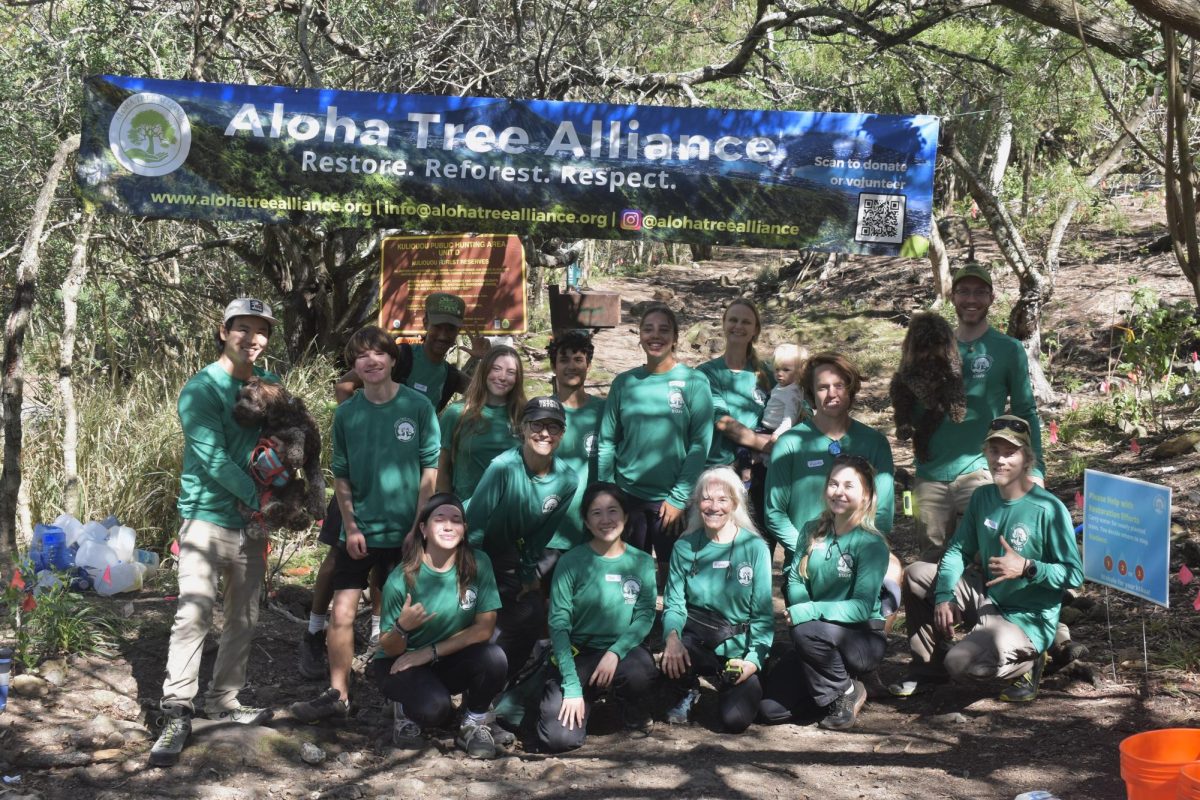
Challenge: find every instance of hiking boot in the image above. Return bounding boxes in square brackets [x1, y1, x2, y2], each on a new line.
[621, 700, 654, 735]
[149, 706, 192, 767]
[298, 629, 328, 680]
[666, 688, 700, 725]
[290, 687, 350, 723]
[205, 705, 273, 725]
[820, 679, 866, 731]
[392, 703, 423, 748]
[456, 721, 497, 759]
[1000, 653, 1047, 703]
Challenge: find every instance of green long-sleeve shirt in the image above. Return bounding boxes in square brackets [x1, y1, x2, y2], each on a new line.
[440, 401, 521, 501]
[596, 363, 714, 508]
[376, 548, 502, 656]
[332, 386, 440, 547]
[935, 483, 1082, 653]
[465, 447, 579, 584]
[696, 356, 769, 466]
[661, 528, 774, 670]
[547, 395, 605, 550]
[547, 543, 657, 698]
[784, 522, 889, 625]
[918, 326, 1045, 481]
[177, 363, 278, 528]
[765, 418, 895, 571]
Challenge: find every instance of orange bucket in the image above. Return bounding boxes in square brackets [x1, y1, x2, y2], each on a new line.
[1120, 729, 1200, 799]
[1177, 763, 1200, 800]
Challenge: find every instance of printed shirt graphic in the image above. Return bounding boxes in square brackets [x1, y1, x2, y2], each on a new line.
[765, 417, 895, 571]
[465, 447, 579, 584]
[178, 363, 279, 527]
[661, 529, 774, 669]
[405, 344, 450, 405]
[376, 549, 501, 655]
[332, 386, 440, 547]
[596, 363, 714, 506]
[697, 356, 771, 466]
[440, 401, 521, 501]
[916, 327, 1045, 481]
[784, 523, 889, 625]
[547, 544, 657, 697]
[548, 395, 605, 550]
[935, 484, 1083, 653]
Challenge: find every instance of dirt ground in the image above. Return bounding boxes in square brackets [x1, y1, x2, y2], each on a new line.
[4, 192, 1200, 800]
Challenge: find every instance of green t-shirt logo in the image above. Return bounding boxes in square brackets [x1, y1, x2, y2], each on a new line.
[460, 587, 478, 610]
[542, 495, 561, 515]
[394, 418, 416, 442]
[584, 433, 597, 456]
[837, 552, 855, 579]
[969, 354, 993, 379]
[668, 388, 685, 413]
[1009, 524, 1030, 552]
[622, 577, 642, 604]
[736, 563, 754, 586]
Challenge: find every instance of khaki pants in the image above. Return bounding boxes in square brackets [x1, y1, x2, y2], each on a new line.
[161, 519, 266, 714]
[903, 560, 1037, 682]
[913, 468, 992, 561]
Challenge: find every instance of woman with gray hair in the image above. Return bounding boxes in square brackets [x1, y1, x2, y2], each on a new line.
[659, 466, 773, 732]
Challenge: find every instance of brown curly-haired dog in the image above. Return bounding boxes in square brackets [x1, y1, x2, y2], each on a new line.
[233, 378, 325, 530]
[889, 312, 967, 463]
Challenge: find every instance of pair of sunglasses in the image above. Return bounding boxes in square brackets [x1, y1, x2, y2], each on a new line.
[989, 418, 1029, 435]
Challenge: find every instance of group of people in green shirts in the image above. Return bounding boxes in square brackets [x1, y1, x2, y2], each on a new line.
[150, 262, 1083, 767]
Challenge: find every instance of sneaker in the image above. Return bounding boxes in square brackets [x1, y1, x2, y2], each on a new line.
[887, 672, 949, 698]
[489, 721, 517, 747]
[205, 705, 273, 725]
[1000, 653, 1047, 703]
[820, 679, 867, 731]
[456, 721, 497, 759]
[392, 703, 423, 748]
[290, 687, 350, 723]
[666, 688, 700, 725]
[149, 707, 192, 767]
[298, 629, 328, 680]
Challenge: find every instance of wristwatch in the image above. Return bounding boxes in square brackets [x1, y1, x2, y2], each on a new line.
[1022, 559, 1038, 580]
[392, 621, 409, 639]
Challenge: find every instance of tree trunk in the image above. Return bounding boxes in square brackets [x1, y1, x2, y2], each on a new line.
[988, 103, 1013, 197]
[1, 134, 78, 569]
[927, 213, 953, 304]
[946, 139, 1055, 402]
[1163, 26, 1200, 304]
[59, 209, 96, 518]
[689, 243, 713, 261]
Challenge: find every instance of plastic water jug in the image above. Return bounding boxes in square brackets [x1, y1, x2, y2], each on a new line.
[95, 561, 145, 596]
[37, 526, 71, 570]
[134, 549, 160, 573]
[108, 526, 136, 562]
[99, 514, 120, 530]
[75, 539, 119, 573]
[78, 521, 109, 545]
[53, 513, 85, 547]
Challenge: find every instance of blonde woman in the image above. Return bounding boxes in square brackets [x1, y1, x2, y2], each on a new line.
[760, 455, 889, 731]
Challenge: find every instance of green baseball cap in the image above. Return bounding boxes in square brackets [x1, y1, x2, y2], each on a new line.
[983, 415, 1032, 449]
[952, 262, 992, 289]
[425, 292, 466, 328]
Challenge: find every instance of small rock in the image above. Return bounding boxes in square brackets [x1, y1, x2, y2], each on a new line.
[91, 749, 123, 762]
[336, 751, 364, 767]
[300, 742, 325, 765]
[88, 689, 119, 706]
[931, 712, 968, 725]
[10, 675, 50, 697]
[37, 659, 68, 686]
[392, 778, 427, 796]
[540, 762, 566, 781]
[465, 783, 508, 800]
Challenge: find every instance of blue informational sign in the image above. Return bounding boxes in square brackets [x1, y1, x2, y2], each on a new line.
[1082, 469, 1171, 607]
[77, 75, 940, 255]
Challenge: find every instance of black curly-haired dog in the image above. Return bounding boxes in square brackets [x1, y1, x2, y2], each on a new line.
[889, 312, 968, 463]
[232, 378, 325, 531]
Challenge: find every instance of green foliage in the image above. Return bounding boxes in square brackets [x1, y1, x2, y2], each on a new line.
[1, 579, 123, 671]
[1110, 284, 1200, 430]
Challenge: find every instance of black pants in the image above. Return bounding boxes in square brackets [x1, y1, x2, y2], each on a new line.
[491, 559, 547, 682]
[370, 641, 507, 728]
[667, 632, 762, 734]
[536, 646, 657, 753]
[760, 621, 885, 721]
[624, 497, 677, 567]
[748, 461, 771, 557]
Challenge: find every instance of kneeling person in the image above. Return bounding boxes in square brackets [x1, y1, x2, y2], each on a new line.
[371, 494, 507, 759]
[895, 416, 1082, 702]
[538, 483, 657, 752]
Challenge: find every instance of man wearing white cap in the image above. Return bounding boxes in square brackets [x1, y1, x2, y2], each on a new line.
[150, 298, 280, 766]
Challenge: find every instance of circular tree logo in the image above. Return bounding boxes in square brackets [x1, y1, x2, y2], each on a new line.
[108, 93, 191, 176]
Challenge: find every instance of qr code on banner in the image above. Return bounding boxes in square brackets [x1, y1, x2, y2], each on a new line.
[855, 193, 906, 244]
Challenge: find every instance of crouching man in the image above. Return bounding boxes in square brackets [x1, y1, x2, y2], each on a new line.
[893, 415, 1082, 702]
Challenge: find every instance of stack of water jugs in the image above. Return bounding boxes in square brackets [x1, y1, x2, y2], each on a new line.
[29, 513, 159, 596]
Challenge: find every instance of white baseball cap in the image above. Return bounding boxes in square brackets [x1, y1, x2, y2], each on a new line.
[223, 297, 278, 325]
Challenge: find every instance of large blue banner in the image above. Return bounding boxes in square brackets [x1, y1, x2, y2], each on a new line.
[78, 75, 940, 255]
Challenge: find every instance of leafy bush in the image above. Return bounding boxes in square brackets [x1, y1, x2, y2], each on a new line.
[1, 578, 123, 671]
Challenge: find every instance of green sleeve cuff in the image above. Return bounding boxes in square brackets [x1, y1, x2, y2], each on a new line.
[787, 602, 817, 625]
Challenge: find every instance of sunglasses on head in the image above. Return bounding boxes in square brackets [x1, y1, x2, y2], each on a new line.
[989, 418, 1029, 435]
